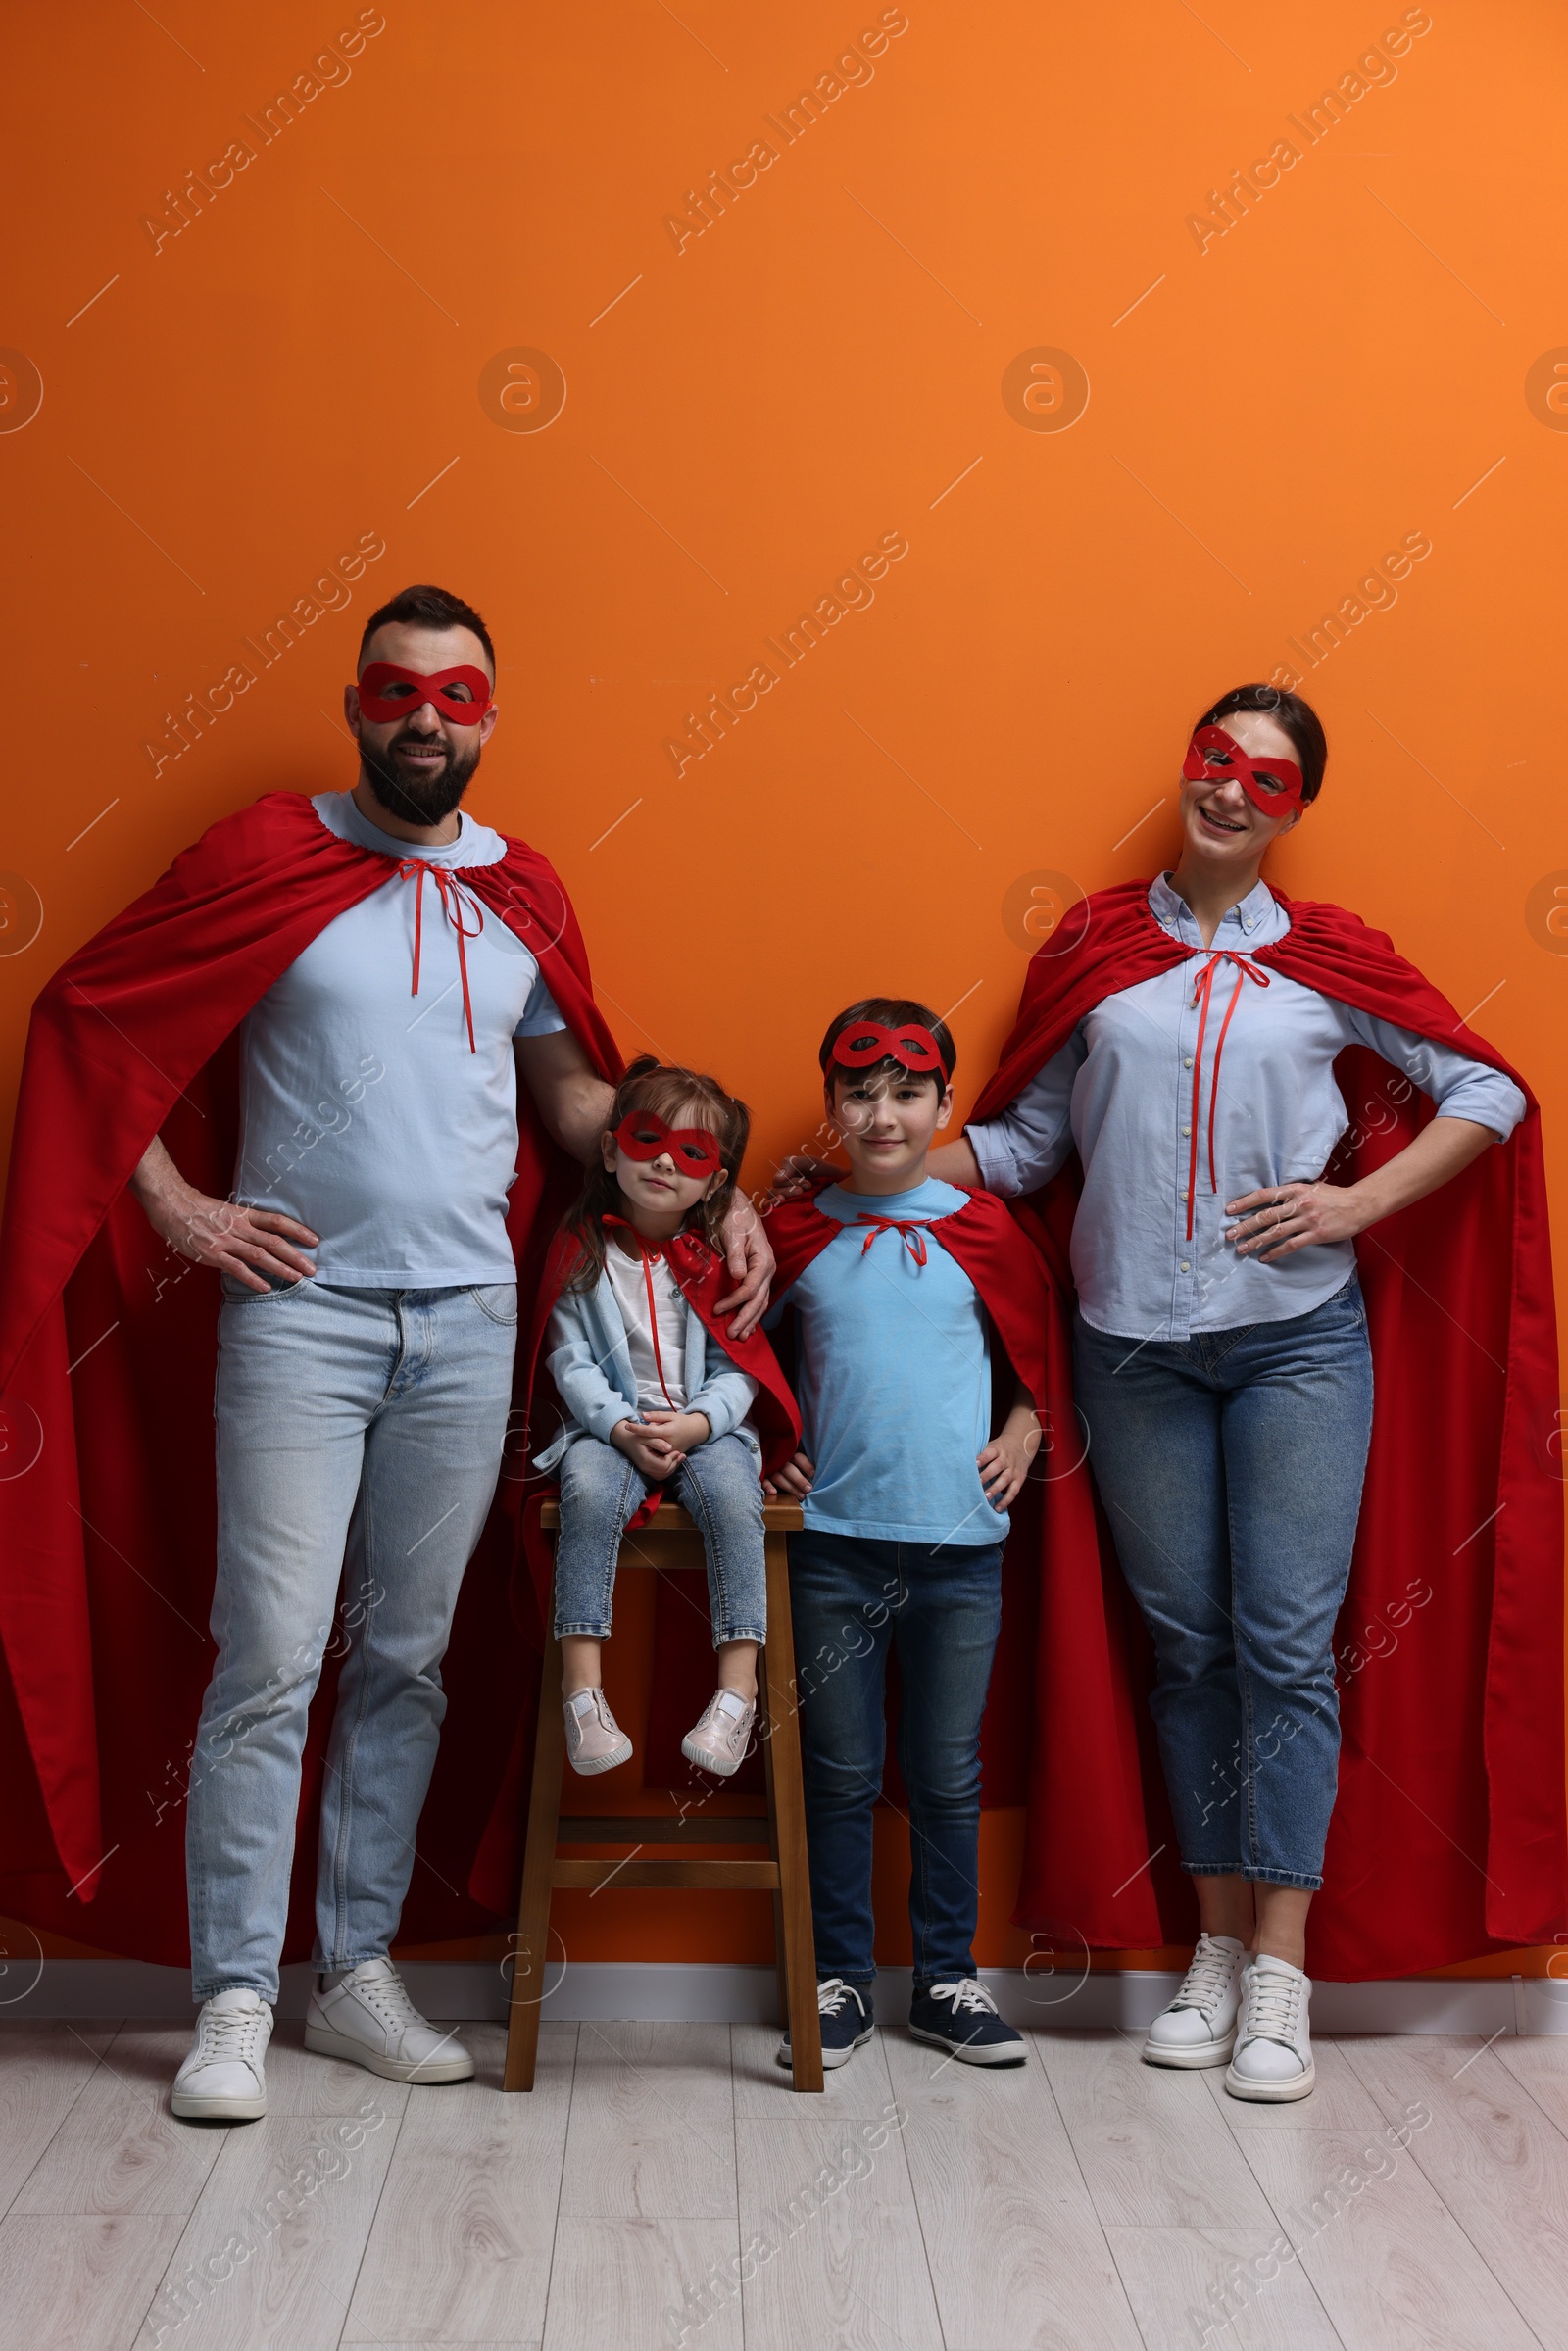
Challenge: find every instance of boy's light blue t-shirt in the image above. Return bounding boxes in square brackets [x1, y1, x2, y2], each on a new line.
[764, 1177, 1007, 1546]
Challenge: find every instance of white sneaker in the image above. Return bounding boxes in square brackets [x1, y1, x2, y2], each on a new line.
[1142, 1933, 1246, 2068]
[304, 1957, 476, 2083]
[681, 1689, 756, 1777]
[172, 1988, 273, 2121]
[1225, 1954, 1315, 2101]
[564, 1687, 634, 1776]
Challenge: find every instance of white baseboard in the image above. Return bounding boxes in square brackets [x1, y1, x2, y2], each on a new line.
[7, 1958, 1566, 2034]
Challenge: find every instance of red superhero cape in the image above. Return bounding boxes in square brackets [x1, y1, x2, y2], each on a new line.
[0, 790, 622, 1962]
[970, 879, 1565, 1978]
[739, 1183, 1168, 1949]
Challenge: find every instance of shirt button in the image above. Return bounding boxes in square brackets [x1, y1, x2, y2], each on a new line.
[1180, 1261, 1191, 1273]
[1183, 1056, 1194, 1069]
[1181, 1124, 1191, 1136]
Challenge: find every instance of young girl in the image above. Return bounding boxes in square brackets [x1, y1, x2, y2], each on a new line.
[533, 1058, 794, 1779]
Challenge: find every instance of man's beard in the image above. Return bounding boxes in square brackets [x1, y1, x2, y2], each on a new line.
[360, 729, 482, 827]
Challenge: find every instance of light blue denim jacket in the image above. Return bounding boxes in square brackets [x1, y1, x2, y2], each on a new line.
[532, 1263, 760, 1474]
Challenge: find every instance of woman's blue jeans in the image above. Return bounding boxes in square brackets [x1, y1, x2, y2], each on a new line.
[787, 1532, 1004, 1987]
[1073, 1275, 1374, 1891]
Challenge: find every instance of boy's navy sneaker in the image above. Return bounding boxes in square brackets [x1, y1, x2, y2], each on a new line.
[907, 1978, 1026, 2066]
[776, 1977, 874, 2071]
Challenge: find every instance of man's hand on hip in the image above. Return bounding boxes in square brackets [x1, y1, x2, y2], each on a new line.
[130, 1136, 318, 1291]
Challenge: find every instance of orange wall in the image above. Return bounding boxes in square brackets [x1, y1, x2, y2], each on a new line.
[3, 0, 1567, 1977]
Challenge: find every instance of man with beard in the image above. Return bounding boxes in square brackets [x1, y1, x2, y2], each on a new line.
[0, 583, 771, 2121]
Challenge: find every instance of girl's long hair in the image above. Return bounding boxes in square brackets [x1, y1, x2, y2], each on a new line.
[562, 1055, 752, 1293]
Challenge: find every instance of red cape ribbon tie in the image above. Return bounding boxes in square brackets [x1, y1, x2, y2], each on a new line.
[1186, 949, 1271, 1238]
[1182, 724, 1304, 816]
[850, 1210, 930, 1265]
[830, 1021, 944, 1075]
[604, 1215, 678, 1409]
[612, 1108, 724, 1178]
[358, 662, 493, 725]
[396, 858, 485, 1053]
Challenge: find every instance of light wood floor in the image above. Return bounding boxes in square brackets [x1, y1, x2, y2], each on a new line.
[3, 2015, 1567, 2350]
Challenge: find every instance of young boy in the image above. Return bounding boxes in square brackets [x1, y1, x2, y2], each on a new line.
[763, 999, 1047, 2068]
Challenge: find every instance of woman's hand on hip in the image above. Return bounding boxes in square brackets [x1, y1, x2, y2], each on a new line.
[1225, 1181, 1367, 1262]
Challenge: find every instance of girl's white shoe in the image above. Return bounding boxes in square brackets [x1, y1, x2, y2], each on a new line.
[1225, 1953, 1315, 2100]
[564, 1687, 633, 1774]
[681, 1689, 756, 1777]
[1142, 1932, 1246, 2067]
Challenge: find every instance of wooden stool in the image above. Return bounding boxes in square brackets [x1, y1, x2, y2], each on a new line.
[503, 1498, 823, 2092]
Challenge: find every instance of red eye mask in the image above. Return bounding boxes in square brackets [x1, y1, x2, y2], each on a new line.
[829, 1021, 945, 1075]
[1182, 724, 1303, 814]
[613, 1109, 724, 1179]
[357, 663, 494, 725]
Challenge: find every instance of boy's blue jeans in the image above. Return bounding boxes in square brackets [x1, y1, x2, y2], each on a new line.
[787, 1531, 1004, 1987]
[1072, 1275, 1374, 1890]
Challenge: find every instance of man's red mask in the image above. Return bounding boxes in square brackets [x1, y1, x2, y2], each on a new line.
[829, 1020, 945, 1076]
[1182, 724, 1303, 815]
[613, 1108, 724, 1179]
[357, 663, 494, 726]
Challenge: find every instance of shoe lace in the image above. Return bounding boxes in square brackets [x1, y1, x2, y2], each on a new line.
[816, 1977, 861, 2018]
[1172, 1936, 1241, 2017]
[929, 1979, 999, 2018]
[200, 2001, 267, 2060]
[348, 1965, 424, 2033]
[1241, 1966, 1304, 2048]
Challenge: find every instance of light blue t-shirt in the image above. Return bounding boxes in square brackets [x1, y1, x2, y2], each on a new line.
[764, 1177, 1007, 1547]
[233, 791, 565, 1285]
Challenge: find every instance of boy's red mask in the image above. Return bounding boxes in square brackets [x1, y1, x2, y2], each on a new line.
[1182, 724, 1303, 814]
[357, 663, 494, 725]
[613, 1108, 724, 1178]
[829, 1020, 945, 1075]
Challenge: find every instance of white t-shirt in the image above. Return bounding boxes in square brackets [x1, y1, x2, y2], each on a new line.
[233, 792, 566, 1285]
[603, 1244, 690, 1413]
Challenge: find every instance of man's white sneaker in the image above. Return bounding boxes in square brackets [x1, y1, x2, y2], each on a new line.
[304, 1958, 476, 2084]
[1142, 1933, 1246, 2068]
[172, 1988, 273, 2122]
[1225, 1954, 1315, 2101]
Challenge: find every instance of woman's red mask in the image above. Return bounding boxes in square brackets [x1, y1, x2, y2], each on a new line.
[357, 663, 494, 725]
[613, 1109, 724, 1179]
[1183, 724, 1303, 814]
[829, 1020, 945, 1075]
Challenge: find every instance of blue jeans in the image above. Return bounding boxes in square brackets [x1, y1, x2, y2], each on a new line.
[787, 1532, 1004, 1986]
[1073, 1276, 1374, 1890]
[553, 1431, 766, 1644]
[187, 1277, 518, 2002]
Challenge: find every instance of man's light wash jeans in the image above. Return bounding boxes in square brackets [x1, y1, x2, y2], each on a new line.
[187, 1277, 517, 2002]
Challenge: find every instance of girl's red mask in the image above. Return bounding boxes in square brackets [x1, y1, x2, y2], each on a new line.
[613, 1108, 724, 1179]
[1182, 723, 1304, 815]
[829, 1020, 945, 1075]
[357, 663, 494, 725]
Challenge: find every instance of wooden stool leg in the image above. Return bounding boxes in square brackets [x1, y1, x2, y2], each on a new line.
[503, 1638, 565, 2090]
[761, 1529, 822, 2091]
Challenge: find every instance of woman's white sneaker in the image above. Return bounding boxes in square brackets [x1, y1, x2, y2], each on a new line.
[172, 1988, 273, 2121]
[304, 1958, 475, 2083]
[1142, 1933, 1246, 2068]
[1225, 1954, 1315, 2101]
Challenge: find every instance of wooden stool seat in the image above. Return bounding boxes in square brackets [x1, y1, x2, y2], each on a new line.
[503, 1499, 823, 2091]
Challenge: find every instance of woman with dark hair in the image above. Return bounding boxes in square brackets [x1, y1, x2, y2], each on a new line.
[918, 684, 1544, 2101]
